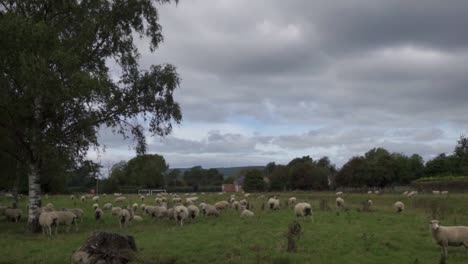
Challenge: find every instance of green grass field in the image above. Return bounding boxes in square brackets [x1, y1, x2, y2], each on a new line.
[1, 192, 468, 264]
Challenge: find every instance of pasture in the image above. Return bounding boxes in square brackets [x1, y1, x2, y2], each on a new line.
[1, 192, 467, 264]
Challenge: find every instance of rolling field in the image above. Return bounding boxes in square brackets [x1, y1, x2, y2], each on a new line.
[1, 192, 468, 264]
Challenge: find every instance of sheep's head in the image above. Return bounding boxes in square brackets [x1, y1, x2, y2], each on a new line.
[430, 220, 440, 231]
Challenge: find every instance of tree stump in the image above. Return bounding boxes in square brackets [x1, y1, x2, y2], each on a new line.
[70, 231, 137, 264]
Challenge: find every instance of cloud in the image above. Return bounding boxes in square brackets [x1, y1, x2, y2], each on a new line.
[90, 0, 468, 169]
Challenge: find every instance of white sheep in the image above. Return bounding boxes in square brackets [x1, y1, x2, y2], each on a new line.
[433, 190, 440, 195]
[172, 197, 182, 205]
[70, 195, 75, 200]
[202, 204, 219, 217]
[403, 191, 409, 196]
[336, 197, 345, 208]
[92, 196, 99, 202]
[240, 208, 254, 218]
[140, 203, 146, 211]
[441, 191, 449, 195]
[267, 197, 280, 210]
[140, 195, 145, 201]
[4, 208, 22, 223]
[55, 211, 78, 232]
[92, 203, 99, 210]
[394, 201, 405, 213]
[111, 207, 122, 216]
[95, 208, 104, 221]
[80, 196, 86, 202]
[39, 211, 59, 236]
[187, 205, 199, 220]
[336, 191, 343, 196]
[294, 202, 313, 219]
[119, 209, 131, 228]
[367, 199, 373, 207]
[288, 197, 297, 207]
[367, 191, 373, 194]
[115, 196, 126, 203]
[429, 220, 468, 258]
[231, 201, 241, 210]
[133, 215, 143, 221]
[132, 203, 139, 212]
[214, 201, 229, 210]
[67, 208, 84, 223]
[174, 205, 189, 226]
[103, 203, 113, 210]
[374, 190, 380, 194]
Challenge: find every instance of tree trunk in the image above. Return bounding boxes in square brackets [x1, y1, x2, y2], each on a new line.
[28, 162, 42, 232]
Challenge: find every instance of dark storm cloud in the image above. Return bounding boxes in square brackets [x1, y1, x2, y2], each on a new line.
[94, 1, 468, 168]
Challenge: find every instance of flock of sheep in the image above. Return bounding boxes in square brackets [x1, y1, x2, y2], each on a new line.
[0, 189, 466, 260]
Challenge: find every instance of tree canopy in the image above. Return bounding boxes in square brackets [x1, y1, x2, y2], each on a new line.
[0, 0, 181, 230]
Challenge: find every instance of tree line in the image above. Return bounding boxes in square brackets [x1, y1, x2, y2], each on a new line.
[238, 136, 468, 191]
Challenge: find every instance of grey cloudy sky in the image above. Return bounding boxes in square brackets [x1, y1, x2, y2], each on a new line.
[88, 0, 468, 170]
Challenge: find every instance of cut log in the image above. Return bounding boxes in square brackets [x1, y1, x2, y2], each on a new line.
[70, 231, 137, 264]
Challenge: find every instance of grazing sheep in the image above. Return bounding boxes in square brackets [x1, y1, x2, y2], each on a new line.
[111, 207, 122, 216]
[367, 191, 373, 194]
[92, 203, 99, 210]
[441, 191, 449, 195]
[66, 208, 84, 223]
[394, 201, 405, 213]
[172, 197, 182, 205]
[140, 195, 145, 201]
[4, 208, 22, 223]
[231, 201, 241, 210]
[336, 197, 345, 208]
[133, 215, 143, 221]
[240, 208, 254, 218]
[114, 193, 122, 196]
[294, 202, 313, 219]
[187, 205, 199, 220]
[374, 190, 380, 194]
[336, 191, 343, 196]
[202, 204, 220, 217]
[288, 197, 297, 207]
[92, 196, 99, 202]
[433, 190, 441, 195]
[239, 199, 249, 208]
[80, 196, 86, 202]
[186, 197, 198, 204]
[115, 196, 126, 203]
[268, 197, 280, 210]
[367, 199, 373, 207]
[95, 208, 104, 221]
[39, 211, 59, 236]
[46, 203, 54, 209]
[229, 197, 236, 203]
[407, 191, 418, 198]
[244, 193, 250, 197]
[403, 191, 409, 196]
[140, 203, 146, 212]
[103, 203, 113, 210]
[174, 205, 189, 226]
[166, 207, 174, 219]
[147, 206, 167, 219]
[214, 201, 229, 210]
[429, 220, 468, 259]
[132, 203, 138, 212]
[70, 195, 75, 200]
[119, 209, 131, 228]
[55, 211, 78, 232]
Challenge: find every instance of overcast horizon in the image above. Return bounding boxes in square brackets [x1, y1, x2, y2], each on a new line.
[87, 0, 468, 170]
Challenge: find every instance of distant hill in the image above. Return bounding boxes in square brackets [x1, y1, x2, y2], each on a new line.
[168, 166, 265, 178]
